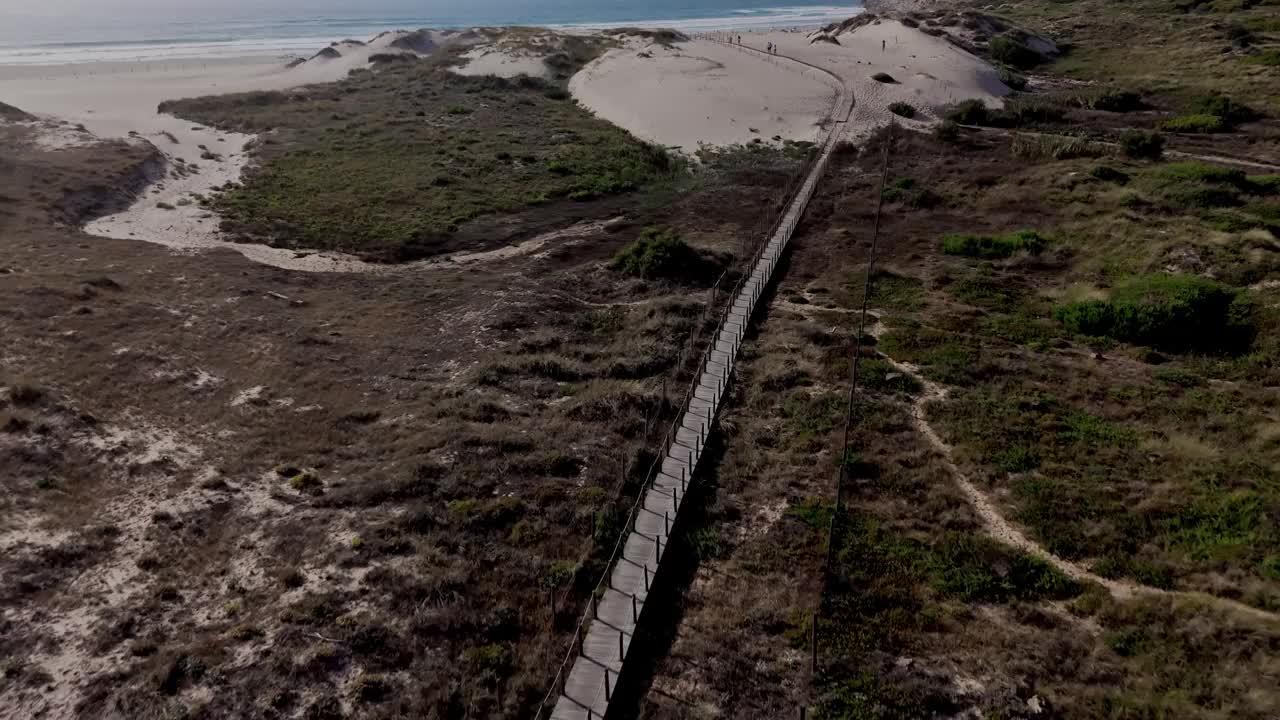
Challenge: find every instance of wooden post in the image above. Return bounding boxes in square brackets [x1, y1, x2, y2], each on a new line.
[604, 669, 612, 702]
[577, 625, 584, 655]
[631, 593, 638, 622]
[643, 564, 650, 591]
[664, 511, 670, 535]
[592, 594, 598, 619]
[619, 630, 625, 661]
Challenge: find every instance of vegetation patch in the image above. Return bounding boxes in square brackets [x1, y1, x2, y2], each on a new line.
[1159, 113, 1227, 133]
[989, 34, 1043, 69]
[1119, 130, 1165, 159]
[942, 229, 1048, 259]
[887, 102, 916, 119]
[610, 226, 724, 284]
[1054, 274, 1255, 353]
[162, 64, 683, 261]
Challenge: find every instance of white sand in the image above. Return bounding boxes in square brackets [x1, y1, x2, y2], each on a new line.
[453, 46, 550, 79]
[573, 19, 1008, 150]
[571, 38, 838, 151]
[757, 19, 1008, 130]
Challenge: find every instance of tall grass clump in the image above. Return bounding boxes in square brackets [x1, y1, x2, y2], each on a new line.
[942, 230, 1048, 259]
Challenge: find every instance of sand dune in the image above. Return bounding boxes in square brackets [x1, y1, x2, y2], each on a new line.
[571, 38, 838, 151]
[569, 18, 1007, 151]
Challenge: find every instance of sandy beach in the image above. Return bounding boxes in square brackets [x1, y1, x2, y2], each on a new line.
[0, 18, 1008, 271]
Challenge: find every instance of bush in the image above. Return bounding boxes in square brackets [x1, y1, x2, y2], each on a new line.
[888, 102, 916, 119]
[1087, 89, 1145, 113]
[1090, 165, 1130, 184]
[999, 66, 1027, 90]
[935, 120, 961, 143]
[1119, 130, 1165, 159]
[1160, 114, 1227, 133]
[989, 34, 1042, 69]
[871, 72, 896, 83]
[942, 230, 1047, 259]
[1189, 93, 1261, 127]
[1053, 274, 1255, 353]
[945, 99, 989, 125]
[882, 177, 943, 208]
[611, 227, 706, 281]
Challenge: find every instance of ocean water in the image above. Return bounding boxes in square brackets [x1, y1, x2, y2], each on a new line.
[0, 2, 860, 65]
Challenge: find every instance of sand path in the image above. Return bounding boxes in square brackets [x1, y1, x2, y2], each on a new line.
[867, 313, 1280, 625]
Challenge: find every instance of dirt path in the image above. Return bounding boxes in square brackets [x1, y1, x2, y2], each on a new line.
[867, 313, 1280, 625]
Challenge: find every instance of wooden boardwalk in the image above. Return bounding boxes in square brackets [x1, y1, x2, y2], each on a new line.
[547, 45, 853, 720]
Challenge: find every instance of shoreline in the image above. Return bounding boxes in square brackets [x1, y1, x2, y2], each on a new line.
[0, 6, 861, 65]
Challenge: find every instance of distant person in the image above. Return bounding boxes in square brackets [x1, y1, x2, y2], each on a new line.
[737, 35, 742, 44]
[882, 39, 886, 52]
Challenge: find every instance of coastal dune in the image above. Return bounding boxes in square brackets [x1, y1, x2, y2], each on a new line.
[0, 17, 1009, 271]
[570, 37, 837, 151]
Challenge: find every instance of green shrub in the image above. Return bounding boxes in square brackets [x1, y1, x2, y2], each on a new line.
[1085, 88, 1145, 113]
[945, 99, 989, 125]
[1053, 274, 1256, 353]
[445, 105, 472, 115]
[1189, 93, 1261, 127]
[881, 177, 941, 208]
[871, 72, 896, 83]
[156, 201, 176, 210]
[1119, 130, 1165, 159]
[942, 230, 1048, 259]
[935, 120, 961, 143]
[1160, 114, 1227, 133]
[611, 227, 711, 281]
[999, 66, 1027, 90]
[989, 35, 1042, 69]
[888, 102, 916, 119]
